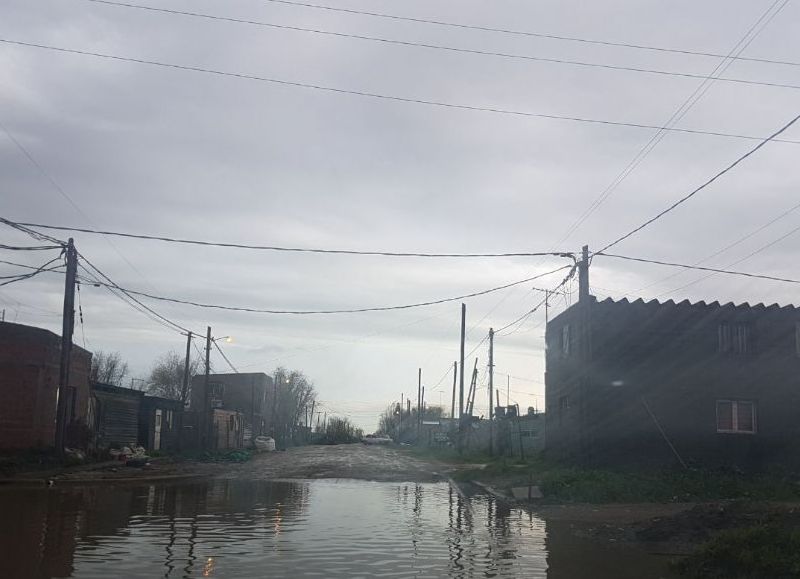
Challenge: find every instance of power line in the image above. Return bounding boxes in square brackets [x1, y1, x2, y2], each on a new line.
[4, 38, 800, 145]
[594, 253, 800, 284]
[655, 222, 800, 296]
[82, 0, 800, 90]
[213, 340, 239, 373]
[260, 0, 800, 69]
[626, 199, 800, 295]
[551, 0, 789, 246]
[596, 112, 800, 254]
[76, 264, 575, 315]
[0, 255, 63, 287]
[10, 219, 575, 259]
[0, 243, 63, 251]
[77, 253, 193, 334]
[0, 123, 164, 293]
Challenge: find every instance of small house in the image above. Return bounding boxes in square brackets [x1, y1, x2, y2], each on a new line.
[0, 322, 92, 450]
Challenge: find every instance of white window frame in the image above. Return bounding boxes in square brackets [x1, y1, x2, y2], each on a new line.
[716, 399, 757, 434]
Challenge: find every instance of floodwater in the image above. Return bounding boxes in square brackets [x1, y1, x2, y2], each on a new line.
[0, 478, 678, 578]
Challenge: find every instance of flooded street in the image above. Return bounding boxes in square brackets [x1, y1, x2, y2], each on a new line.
[1, 474, 678, 578]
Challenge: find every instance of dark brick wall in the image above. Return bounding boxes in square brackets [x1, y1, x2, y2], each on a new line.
[545, 298, 800, 468]
[0, 322, 92, 450]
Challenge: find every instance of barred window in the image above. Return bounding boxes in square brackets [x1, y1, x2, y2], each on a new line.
[716, 400, 756, 434]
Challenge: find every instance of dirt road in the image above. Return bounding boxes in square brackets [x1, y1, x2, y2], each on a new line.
[3, 444, 451, 486]
[239, 444, 450, 482]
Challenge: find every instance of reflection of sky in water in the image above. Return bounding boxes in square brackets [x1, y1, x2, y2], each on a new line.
[0, 479, 676, 578]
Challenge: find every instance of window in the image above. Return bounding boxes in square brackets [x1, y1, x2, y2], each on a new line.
[716, 400, 756, 434]
[561, 325, 571, 357]
[166, 410, 173, 430]
[719, 323, 752, 354]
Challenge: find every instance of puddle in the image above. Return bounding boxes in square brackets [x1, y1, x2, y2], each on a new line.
[0, 479, 678, 578]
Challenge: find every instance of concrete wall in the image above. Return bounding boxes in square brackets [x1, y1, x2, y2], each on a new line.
[546, 297, 800, 468]
[0, 322, 92, 450]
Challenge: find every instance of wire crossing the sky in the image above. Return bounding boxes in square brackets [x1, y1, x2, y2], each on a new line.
[84, 0, 800, 89]
[260, 0, 800, 68]
[4, 218, 575, 259]
[596, 112, 800, 254]
[3, 39, 800, 145]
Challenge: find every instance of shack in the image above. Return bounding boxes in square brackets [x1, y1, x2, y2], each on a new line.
[91, 383, 143, 449]
[139, 395, 183, 452]
[0, 322, 92, 450]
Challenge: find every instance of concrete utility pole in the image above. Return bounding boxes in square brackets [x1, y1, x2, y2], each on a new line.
[203, 326, 212, 449]
[54, 238, 77, 455]
[579, 244, 590, 302]
[488, 328, 494, 456]
[507, 375, 510, 406]
[180, 331, 192, 406]
[450, 362, 457, 419]
[458, 303, 466, 453]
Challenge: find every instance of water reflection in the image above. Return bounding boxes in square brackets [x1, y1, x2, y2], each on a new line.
[0, 479, 675, 578]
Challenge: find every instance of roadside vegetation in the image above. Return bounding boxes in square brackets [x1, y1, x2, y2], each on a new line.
[408, 447, 800, 504]
[314, 417, 364, 445]
[678, 524, 800, 578]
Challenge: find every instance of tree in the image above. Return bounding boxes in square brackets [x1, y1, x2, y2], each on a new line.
[147, 350, 202, 404]
[90, 350, 129, 386]
[267, 367, 318, 445]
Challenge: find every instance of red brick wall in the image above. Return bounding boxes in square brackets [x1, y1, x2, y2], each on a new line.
[0, 323, 92, 450]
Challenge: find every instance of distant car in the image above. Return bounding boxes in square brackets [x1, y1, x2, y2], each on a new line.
[362, 434, 393, 445]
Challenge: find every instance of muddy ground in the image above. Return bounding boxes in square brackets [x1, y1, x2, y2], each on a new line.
[1, 443, 456, 486]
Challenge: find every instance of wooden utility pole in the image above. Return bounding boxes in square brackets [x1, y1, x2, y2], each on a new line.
[202, 326, 212, 449]
[488, 328, 494, 456]
[450, 362, 457, 419]
[54, 238, 77, 455]
[458, 303, 466, 452]
[180, 331, 192, 406]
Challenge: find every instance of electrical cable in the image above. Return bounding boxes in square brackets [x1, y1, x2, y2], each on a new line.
[551, 0, 789, 246]
[594, 253, 800, 284]
[81, 0, 800, 90]
[75, 264, 574, 315]
[3, 38, 800, 145]
[596, 112, 800, 254]
[259, 0, 800, 68]
[9, 219, 576, 259]
[77, 255, 193, 334]
[213, 340, 239, 373]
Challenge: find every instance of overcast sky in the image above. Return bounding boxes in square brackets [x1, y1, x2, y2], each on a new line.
[2, 0, 799, 430]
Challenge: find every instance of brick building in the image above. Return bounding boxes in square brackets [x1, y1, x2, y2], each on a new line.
[545, 289, 800, 468]
[0, 322, 92, 450]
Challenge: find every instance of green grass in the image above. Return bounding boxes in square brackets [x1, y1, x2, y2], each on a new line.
[678, 525, 800, 578]
[176, 449, 252, 463]
[440, 452, 800, 504]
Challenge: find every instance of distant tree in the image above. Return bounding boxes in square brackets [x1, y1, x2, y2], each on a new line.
[147, 350, 202, 404]
[90, 350, 129, 386]
[318, 416, 363, 444]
